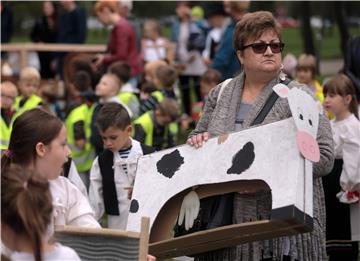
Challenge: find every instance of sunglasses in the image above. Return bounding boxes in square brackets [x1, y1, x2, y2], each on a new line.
[241, 42, 285, 54]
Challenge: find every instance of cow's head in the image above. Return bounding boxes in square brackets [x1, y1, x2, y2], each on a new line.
[273, 83, 322, 162]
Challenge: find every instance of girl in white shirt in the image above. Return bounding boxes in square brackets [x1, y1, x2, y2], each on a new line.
[141, 19, 169, 63]
[323, 73, 360, 260]
[1, 164, 81, 261]
[1, 108, 100, 229]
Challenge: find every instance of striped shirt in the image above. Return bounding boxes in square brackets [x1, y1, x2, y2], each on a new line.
[118, 146, 132, 175]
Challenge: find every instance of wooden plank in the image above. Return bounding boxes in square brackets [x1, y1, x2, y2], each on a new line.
[1, 43, 106, 53]
[149, 218, 311, 260]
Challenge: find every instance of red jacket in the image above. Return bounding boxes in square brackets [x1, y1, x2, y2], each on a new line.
[103, 18, 143, 76]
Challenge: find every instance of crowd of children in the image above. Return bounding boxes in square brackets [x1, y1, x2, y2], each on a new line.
[1, 2, 360, 260]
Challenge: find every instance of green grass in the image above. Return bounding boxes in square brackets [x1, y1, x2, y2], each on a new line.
[10, 26, 359, 60]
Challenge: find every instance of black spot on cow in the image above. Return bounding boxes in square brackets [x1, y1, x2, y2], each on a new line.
[130, 199, 139, 213]
[156, 149, 184, 178]
[227, 142, 255, 174]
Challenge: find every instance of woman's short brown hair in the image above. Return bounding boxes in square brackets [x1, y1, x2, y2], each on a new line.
[233, 11, 282, 52]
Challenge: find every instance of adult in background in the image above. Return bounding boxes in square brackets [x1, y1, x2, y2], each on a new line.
[93, 1, 143, 88]
[1, 2, 13, 59]
[185, 11, 334, 260]
[211, 1, 249, 80]
[56, 1, 87, 79]
[202, 1, 230, 65]
[31, 1, 58, 79]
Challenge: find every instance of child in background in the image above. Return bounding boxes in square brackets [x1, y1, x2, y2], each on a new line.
[296, 54, 324, 103]
[13, 67, 43, 119]
[0, 81, 18, 150]
[89, 103, 155, 229]
[65, 71, 97, 190]
[191, 68, 222, 123]
[1, 165, 80, 261]
[108, 61, 140, 119]
[322, 73, 360, 260]
[140, 64, 179, 114]
[143, 59, 167, 84]
[95, 73, 133, 118]
[39, 80, 66, 120]
[141, 19, 169, 63]
[133, 98, 181, 150]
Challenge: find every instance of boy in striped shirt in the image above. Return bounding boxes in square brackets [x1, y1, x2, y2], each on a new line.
[88, 102, 154, 229]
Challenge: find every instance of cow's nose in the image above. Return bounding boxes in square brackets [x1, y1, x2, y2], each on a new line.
[296, 131, 320, 162]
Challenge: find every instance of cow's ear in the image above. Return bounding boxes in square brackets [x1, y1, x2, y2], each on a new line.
[273, 83, 289, 98]
[316, 100, 324, 114]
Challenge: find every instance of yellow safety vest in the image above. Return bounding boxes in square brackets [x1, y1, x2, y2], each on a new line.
[0, 117, 11, 150]
[12, 94, 43, 121]
[65, 103, 96, 173]
[118, 92, 138, 106]
[133, 111, 154, 146]
[151, 90, 164, 103]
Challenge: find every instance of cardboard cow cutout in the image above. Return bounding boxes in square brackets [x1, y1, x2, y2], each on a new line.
[127, 85, 322, 259]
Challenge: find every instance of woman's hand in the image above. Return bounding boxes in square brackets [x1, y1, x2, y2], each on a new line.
[186, 132, 209, 148]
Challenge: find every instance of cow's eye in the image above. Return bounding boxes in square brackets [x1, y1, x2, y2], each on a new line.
[309, 119, 313, 126]
[299, 114, 304, 121]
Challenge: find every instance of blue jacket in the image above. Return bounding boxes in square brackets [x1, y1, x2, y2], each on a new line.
[171, 19, 207, 53]
[57, 6, 86, 44]
[211, 20, 241, 80]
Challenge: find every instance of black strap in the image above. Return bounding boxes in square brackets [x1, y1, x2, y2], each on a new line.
[140, 143, 156, 154]
[98, 144, 154, 216]
[250, 78, 291, 126]
[98, 149, 120, 215]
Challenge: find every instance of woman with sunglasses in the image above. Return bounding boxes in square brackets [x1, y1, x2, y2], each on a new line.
[184, 11, 334, 260]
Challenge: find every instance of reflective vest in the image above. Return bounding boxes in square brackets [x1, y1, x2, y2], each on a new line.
[118, 92, 138, 106]
[65, 104, 96, 173]
[0, 117, 11, 150]
[12, 94, 43, 121]
[150, 91, 179, 136]
[133, 111, 154, 146]
[151, 90, 164, 103]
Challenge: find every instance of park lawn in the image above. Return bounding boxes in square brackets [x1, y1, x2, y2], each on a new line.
[10, 26, 359, 60]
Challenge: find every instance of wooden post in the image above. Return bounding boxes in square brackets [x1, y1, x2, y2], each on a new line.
[138, 216, 150, 261]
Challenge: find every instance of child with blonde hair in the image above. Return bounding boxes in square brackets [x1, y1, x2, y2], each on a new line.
[13, 67, 43, 121]
[296, 54, 324, 103]
[142, 19, 169, 63]
[0, 81, 18, 150]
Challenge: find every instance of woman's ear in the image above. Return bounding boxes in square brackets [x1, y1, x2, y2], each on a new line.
[236, 50, 244, 65]
[35, 142, 46, 157]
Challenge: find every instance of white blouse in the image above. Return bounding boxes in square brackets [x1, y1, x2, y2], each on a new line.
[49, 176, 100, 228]
[331, 114, 360, 192]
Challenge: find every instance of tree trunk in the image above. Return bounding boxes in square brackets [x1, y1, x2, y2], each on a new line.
[334, 1, 350, 57]
[300, 2, 316, 55]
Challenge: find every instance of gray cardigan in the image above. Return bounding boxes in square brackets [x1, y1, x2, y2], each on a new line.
[191, 72, 334, 260]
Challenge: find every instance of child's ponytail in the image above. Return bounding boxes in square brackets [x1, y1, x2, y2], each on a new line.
[1, 165, 53, 261]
